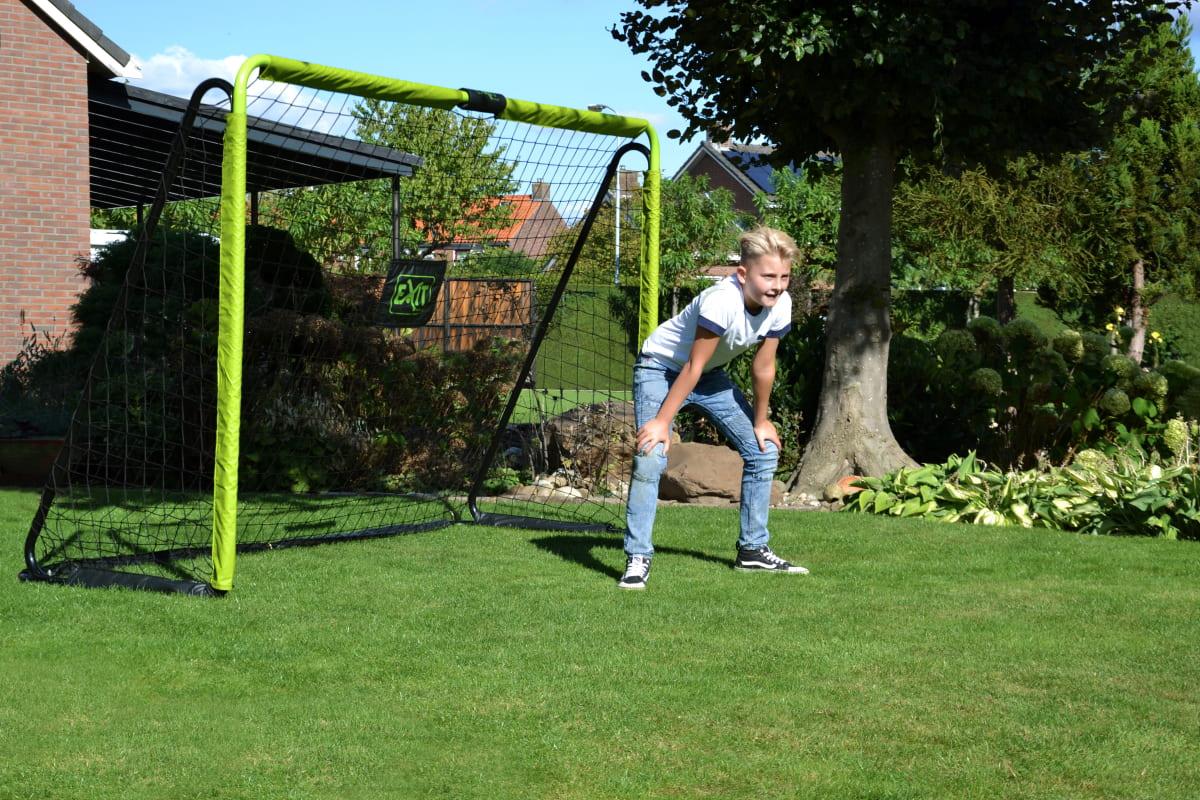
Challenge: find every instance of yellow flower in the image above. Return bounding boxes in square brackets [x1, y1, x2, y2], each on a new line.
[1151, 331, 1163, 342]
[1105, 323, 1115, 331]
[1115, 306, 1125, 317]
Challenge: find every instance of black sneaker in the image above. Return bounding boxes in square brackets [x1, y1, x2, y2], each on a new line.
[735, 546, 809, 574]
[618, 555, 651, 589]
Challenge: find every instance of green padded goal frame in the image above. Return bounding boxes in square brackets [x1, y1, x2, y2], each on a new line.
[209, 54, 661, 591]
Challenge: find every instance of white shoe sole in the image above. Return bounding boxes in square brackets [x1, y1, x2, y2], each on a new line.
[734, 564, 809, 574]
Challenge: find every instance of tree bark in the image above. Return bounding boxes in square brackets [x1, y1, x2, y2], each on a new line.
[789, 129, 918, 495]
[1126, 259, 1146, 365]
[996, 276, 1016, 323]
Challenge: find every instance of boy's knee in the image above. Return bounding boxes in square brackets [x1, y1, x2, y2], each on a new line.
[632, 446, 669, 480]
[743, 443, 778, 477]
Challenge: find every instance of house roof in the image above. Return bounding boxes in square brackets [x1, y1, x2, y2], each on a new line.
[673, 140, 805, 196]
[89, 76, 422, 209]
[429, 192, 566, 259]
[28, 0, 139, 79]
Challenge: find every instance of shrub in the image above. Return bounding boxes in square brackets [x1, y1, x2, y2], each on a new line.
[0, 322, 77, 438]
[54, 224, 527, 491]
[843, 451, 1200, 540]
[1052, 329, 1084, 363]
[968, 367, 1003, 397]
[1001, 317, 1047, 356]
[241, 313, 524, 493]
[1149, 293, 1200, 366]
[1099, 387, 1131, 417]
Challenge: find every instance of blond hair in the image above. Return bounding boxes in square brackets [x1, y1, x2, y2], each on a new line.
[739, 225, 797, 266]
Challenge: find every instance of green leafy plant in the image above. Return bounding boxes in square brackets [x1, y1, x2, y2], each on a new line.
[844, 450, 1200, 540]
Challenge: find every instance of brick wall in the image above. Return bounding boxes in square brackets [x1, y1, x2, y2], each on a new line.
[685, 151, 759, 217]
[0, 0, 91, 365]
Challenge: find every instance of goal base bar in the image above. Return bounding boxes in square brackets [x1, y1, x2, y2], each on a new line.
[19, 566, 221, 597]
[473, 512, 618, 533]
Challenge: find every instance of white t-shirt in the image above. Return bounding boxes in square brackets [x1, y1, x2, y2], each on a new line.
[640, 275, 792, 372]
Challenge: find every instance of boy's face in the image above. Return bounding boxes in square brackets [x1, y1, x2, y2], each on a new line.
[737, 253, 791, 313]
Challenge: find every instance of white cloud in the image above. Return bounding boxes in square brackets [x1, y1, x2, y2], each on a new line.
[126, 47, 354, 136]
[129, 46, 246, 98]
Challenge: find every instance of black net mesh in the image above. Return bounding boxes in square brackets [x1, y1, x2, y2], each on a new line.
[26, 73, 650, 590]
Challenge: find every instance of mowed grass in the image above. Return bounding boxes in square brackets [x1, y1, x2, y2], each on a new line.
[2, 487, 1200, 799]
[534, 289, 633, 391]
[510, 388, 633, 424]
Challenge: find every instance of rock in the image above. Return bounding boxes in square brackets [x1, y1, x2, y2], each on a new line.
[659, 442, 742, 502]
[541, 400, 636, 493]
[823, 482, 845, 502]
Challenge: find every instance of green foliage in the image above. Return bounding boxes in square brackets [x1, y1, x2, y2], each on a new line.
[91, 198, 220, 233]
[1150, 293, 1200, 365]
[616, 1, 1173, 168]
[889, 289, 972, 341]
[894, 159, 1099, 302]
[617, 0, 1179, 482]
[886, 313, 1198, 468]
[756, 162, 839, 281]
[844, 450, 1200, 540]
[0, 322, 76, 438]
[1035, 19, 1200, 336]
[240, 314, 524, 493]
[1052, 328, 1085, 363]
[54, 223, 527, 491]
[260, 100, 516, 273]
[659, 174, 745, 287]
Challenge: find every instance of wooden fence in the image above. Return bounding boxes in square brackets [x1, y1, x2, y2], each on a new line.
[327, 274, 536, 351]
[410, 278, 535, 351]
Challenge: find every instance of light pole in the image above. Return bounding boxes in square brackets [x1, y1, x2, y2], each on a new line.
[588, 105, 623, 285]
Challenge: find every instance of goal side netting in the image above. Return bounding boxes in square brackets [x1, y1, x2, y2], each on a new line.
[23, 54, 660, 595]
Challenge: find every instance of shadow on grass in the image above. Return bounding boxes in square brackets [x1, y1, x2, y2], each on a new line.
[530, 534, 732, 579]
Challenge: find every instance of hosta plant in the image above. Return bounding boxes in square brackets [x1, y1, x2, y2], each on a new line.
[843, 451, 1200, 540]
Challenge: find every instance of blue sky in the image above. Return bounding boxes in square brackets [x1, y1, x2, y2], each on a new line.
[72, 0, 696, 174]
[74, 1, 1200, 178]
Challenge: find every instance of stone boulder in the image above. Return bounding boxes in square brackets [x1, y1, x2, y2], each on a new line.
[659, 442, 784, 504]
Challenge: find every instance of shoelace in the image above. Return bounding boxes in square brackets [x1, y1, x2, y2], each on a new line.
[625, 557, 650, 578]
[756, 548, 787, 565]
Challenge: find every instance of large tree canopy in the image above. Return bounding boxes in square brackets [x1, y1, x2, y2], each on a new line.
[616, 0, 1185, 493]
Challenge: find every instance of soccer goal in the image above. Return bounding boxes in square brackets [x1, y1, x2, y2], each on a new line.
[22, 55, 660, 595]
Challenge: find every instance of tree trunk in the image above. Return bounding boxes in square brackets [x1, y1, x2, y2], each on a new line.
[1127, 259, 1146, 365]
[996, 276, 1016, 323]
[788, 130, 918, 495]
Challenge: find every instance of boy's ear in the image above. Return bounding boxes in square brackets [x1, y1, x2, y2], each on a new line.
[736, 263, 747, 283]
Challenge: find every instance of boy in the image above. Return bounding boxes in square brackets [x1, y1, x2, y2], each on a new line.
[620, 225, 808, 589]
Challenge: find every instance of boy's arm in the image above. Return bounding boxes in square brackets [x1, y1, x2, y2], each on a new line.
[750, 337, 781, 452]
[636, 329, 720, 455]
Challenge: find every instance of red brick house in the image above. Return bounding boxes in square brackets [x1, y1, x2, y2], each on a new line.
[0, 0, 138, 364]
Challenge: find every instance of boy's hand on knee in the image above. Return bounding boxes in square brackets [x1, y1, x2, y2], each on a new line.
[636, 418, 672, 456]
[754, 420, 781, 453]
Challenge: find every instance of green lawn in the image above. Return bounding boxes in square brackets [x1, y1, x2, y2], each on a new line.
[534, 288, 633, 391]
[510, 387, 633, 424]
[1015, 290, 1069, 337]
[2, 487, 1199, 799]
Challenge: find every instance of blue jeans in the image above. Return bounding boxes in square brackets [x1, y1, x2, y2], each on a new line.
[625, 355, 779, 556]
